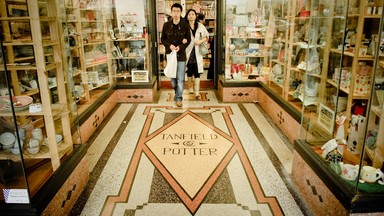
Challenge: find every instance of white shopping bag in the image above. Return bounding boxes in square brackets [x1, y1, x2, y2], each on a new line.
[164, 50, 177, 78]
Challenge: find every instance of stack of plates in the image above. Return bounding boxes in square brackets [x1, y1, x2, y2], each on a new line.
[0, 132, 15, 149]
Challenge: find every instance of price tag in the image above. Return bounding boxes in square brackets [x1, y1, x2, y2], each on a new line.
[3, 189, 29, 203]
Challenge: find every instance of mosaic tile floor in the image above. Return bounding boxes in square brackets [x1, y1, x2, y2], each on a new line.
[70, 90, 310, 216]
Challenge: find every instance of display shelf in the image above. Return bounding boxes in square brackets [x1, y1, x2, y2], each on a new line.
[73, 70, 82, 77]
[13, 56, 35, 62]
[2, 39, 59, 46]
[327, 79, 349, 94]
[364, 14, 382, 18]
[307, 73, 322, 79]
[0, 104, 67, 117]
[0, 141, 72, 161]
[330, 48, 355, 57]
[272, 59, 286, 66]
[0, 16, 30, 21]
[107, 32, 149, 84]
[21, 89, 40, 96]
[109, 38, 146, 42]
[89, 82, 109, 91]
[85, 59, 107, 67]
[83, 40, 105, 45]
[230, 54, 269, 58]
[115, 73, 132, 78]
[228, 36, 266, 40]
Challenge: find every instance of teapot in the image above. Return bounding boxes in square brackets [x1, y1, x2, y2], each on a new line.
[339, 162, 359, 181]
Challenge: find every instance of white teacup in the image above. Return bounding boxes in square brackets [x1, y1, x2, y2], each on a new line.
[29, 80, 38, 89]
[361, 166, 382, 183]
[29, 138, 40, 148]
[15, 128, 26, 140]
[14, 139, 24, 149]
[340, 163, 359, 181]
[32, 128, 43, 142]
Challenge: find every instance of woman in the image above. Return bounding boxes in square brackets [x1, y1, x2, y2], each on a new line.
[185, 9, 209, 99]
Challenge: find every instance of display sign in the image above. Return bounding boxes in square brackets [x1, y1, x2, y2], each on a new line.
[132, 70, 149, 82]
[318, 103, 335, 134]
[3, 189, 29, 203]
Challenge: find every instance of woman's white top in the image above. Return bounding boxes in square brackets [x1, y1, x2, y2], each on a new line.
[186, 22, 209, 74]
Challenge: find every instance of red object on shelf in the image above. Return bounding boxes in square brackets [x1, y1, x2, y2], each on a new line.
[354, 105, 366, 116]
[300, 10, 310, 17]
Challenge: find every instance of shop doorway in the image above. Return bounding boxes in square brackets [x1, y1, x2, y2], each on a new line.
[154, 0, 217, 89]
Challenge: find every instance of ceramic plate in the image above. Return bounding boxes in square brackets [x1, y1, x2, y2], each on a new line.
[0, 96, 33, 111]
[0, 132, 16, 146]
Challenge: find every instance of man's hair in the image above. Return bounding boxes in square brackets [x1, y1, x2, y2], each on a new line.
[171, 3, 183, 12]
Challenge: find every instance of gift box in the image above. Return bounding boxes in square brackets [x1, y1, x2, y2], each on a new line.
[353, 75, 371, 95]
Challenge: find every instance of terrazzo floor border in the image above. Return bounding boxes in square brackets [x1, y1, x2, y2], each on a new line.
[238, 103, 311, 215]
[70, 104, 138, 215]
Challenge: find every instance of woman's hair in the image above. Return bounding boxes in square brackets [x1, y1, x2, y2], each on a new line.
[197, 13, 205, 22]
[185, 9, 199, 32]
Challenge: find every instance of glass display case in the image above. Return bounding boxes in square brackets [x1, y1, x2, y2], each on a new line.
[106, 0, 153, 85]
[258, 0, 322, 112]
[63, 0, 154, 114]
[0, 38, 33, 212]
[0, 0, 155, 214]
[0, 0, 82, 213]
[221, 0, 269, 83]
[296, 0, 384, 212]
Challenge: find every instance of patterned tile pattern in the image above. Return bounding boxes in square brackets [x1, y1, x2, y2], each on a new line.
[73, 91, 307, 216]
[42, 157, 89, 216]
[291, 151, 347, 216]
[115, 89, 155, 103]
[256, 89, 300, 144]
[72, 94, 117, 144]
[219, 86, 258, 102]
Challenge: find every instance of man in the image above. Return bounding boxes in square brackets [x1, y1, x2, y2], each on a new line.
[161, 3, 191, 107]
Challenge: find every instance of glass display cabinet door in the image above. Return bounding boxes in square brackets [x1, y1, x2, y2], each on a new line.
[223, 0, 270, 83]
[358, 0, 384, 195]
[0, 39, 32, 210]
[106, 0, 152, 85]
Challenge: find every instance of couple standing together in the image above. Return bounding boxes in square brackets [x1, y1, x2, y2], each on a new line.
[161, 3, 209, 107]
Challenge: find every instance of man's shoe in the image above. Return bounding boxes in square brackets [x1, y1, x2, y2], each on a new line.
[176, 101, 183, 107]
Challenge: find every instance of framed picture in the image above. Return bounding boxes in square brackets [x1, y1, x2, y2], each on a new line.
[132, 70, 149, 82]
[318, 103, 335, 134]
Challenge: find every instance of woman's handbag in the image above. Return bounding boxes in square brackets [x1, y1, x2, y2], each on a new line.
[199, 42, 209, 56]
[199, 32, 209, 56]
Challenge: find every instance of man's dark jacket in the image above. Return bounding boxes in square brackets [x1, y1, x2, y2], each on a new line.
[161, 20, 191, 61]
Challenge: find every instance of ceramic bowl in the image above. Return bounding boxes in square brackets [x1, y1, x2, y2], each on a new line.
[74, 85, 84, 97]
[0, 132, 16, 146]
[14, 128, 26, 140]
[29, 138, 40, 149]
[10, 147, 21, 155]
[14, 139, 24, 149]
[44, 134, 63, 145]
